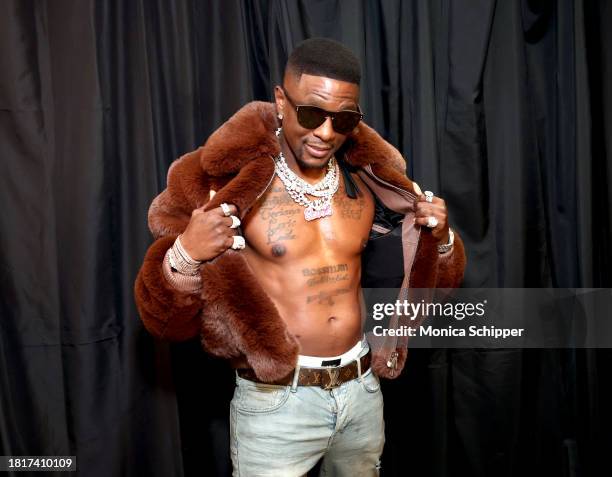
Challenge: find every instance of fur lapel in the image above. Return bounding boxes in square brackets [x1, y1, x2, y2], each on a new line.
[198, 101, 416, 199]
[151, 101, 418, 236]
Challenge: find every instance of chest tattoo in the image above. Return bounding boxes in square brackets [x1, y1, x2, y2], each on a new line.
[335, 195, 367, 220]
[258, 187, 300, 244]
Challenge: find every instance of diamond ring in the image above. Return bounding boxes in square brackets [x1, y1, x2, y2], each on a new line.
[220, 203, 231, 217]
[426, 216, 438, 228]
[424, 191, 434, 203]
[231, 235, 246, 250]
[229, 215, 241, 229]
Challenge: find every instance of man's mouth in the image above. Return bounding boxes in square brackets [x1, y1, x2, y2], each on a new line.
[305, 143, 332, 158]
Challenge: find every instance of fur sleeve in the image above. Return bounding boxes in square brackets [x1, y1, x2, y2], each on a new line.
[435, 231, 467, 289]
[134, 235, 203, 341]
[133, 149, 211, 341]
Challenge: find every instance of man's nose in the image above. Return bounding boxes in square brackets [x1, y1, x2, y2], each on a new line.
[313, 116, 335, 142]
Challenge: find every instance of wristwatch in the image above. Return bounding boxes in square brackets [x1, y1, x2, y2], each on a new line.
[437, 228, 454, 254]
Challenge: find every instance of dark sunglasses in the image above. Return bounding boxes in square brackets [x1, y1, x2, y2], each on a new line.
[281, 87, 363, 135]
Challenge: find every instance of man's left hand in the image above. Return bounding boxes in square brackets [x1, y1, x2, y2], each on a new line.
[413, 193, 450, 244]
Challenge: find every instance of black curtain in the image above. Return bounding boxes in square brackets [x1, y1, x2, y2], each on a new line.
[1, 1, 610, 476]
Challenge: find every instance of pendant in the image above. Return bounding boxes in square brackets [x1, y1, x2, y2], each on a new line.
[304, 203, 332, 221]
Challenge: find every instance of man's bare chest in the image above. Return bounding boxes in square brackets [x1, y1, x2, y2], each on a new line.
[241, 176, 375, 260]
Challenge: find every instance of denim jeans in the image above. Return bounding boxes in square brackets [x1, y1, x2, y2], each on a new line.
[229, 349, 384, 476]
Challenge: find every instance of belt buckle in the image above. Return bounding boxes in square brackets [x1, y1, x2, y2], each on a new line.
[322, 367, 342, 390]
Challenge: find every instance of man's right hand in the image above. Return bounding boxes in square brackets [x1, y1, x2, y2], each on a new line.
[179, 197, 241, 262]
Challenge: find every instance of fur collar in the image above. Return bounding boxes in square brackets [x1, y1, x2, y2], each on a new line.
[198, 101, 413, 192]
[149, 101, 418, 237]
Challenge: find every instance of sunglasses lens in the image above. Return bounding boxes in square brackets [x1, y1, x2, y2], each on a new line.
[333, 111, 362, 134]
[297, 106, 327, 129]
[296, 106, 362, 134]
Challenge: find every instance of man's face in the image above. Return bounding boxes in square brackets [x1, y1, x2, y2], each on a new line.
[274, 73, 360, 170]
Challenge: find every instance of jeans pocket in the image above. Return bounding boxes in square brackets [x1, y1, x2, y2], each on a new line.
[233, 376, 292, 414]
[360, 369, 382, 393]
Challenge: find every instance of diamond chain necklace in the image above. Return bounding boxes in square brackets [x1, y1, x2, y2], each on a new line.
[274, 151, 339, 221]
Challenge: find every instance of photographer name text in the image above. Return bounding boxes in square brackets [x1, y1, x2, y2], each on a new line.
[371, 300, 524, 339]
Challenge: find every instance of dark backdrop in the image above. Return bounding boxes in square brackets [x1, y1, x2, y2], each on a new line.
[1, 0, 611, 476]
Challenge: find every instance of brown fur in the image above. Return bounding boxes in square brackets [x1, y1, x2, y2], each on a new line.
[134, 101, 466, 381]
[199, 252, 300, 381]
[200, 102, 280, 177]
[134, 235, 203, 341]
[204, 157, 277, 218]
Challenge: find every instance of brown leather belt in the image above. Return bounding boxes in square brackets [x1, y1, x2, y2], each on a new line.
[237, 350, 371, 390]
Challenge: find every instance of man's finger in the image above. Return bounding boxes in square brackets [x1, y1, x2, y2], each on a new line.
[220, 215, 241, 229]
[414, 198, 440, 212]
[413, 194, 432, 208]
[215, 203, 239, 217]
[413, 181, 423, 196]
[414, 216, 442, 229]
[414, 206, 436, 218]
[225, 234, 246, 250]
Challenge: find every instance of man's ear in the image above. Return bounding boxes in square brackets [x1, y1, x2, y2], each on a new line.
[273, 85, 284, 115]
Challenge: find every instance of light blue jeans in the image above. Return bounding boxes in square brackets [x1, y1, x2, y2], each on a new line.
[229, 349, 385, 476]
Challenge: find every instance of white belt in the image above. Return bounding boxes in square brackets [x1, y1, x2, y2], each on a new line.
[297, 334, 369, 368]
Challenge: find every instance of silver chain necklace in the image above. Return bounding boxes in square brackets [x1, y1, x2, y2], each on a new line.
[274, 151, 339, 221]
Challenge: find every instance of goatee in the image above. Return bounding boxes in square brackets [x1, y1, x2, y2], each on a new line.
[295, 155, 331, 170]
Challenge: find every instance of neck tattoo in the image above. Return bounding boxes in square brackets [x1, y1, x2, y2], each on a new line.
[274, 151, 339, 221]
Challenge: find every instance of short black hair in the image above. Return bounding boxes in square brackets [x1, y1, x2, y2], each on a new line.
[285, 38, 361, 85]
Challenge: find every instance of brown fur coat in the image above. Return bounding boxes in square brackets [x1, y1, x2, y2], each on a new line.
[134, 101, 466, 382]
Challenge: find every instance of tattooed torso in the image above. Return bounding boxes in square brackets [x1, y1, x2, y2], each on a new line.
[242, 172, 375, 356]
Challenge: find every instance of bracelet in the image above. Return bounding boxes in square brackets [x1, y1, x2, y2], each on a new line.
[168, 235, 202, 276]
[163, 250, 203, 292]
[437, 228, 454, 254]
[176, 234, 201, 264]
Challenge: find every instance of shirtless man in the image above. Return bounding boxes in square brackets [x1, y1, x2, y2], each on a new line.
[136, 38, 458, 476]
[239, 79, 375, 359]
[181, 71, 376, 356]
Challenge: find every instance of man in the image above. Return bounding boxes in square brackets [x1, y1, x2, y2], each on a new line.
[135, 38, 465, 476]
